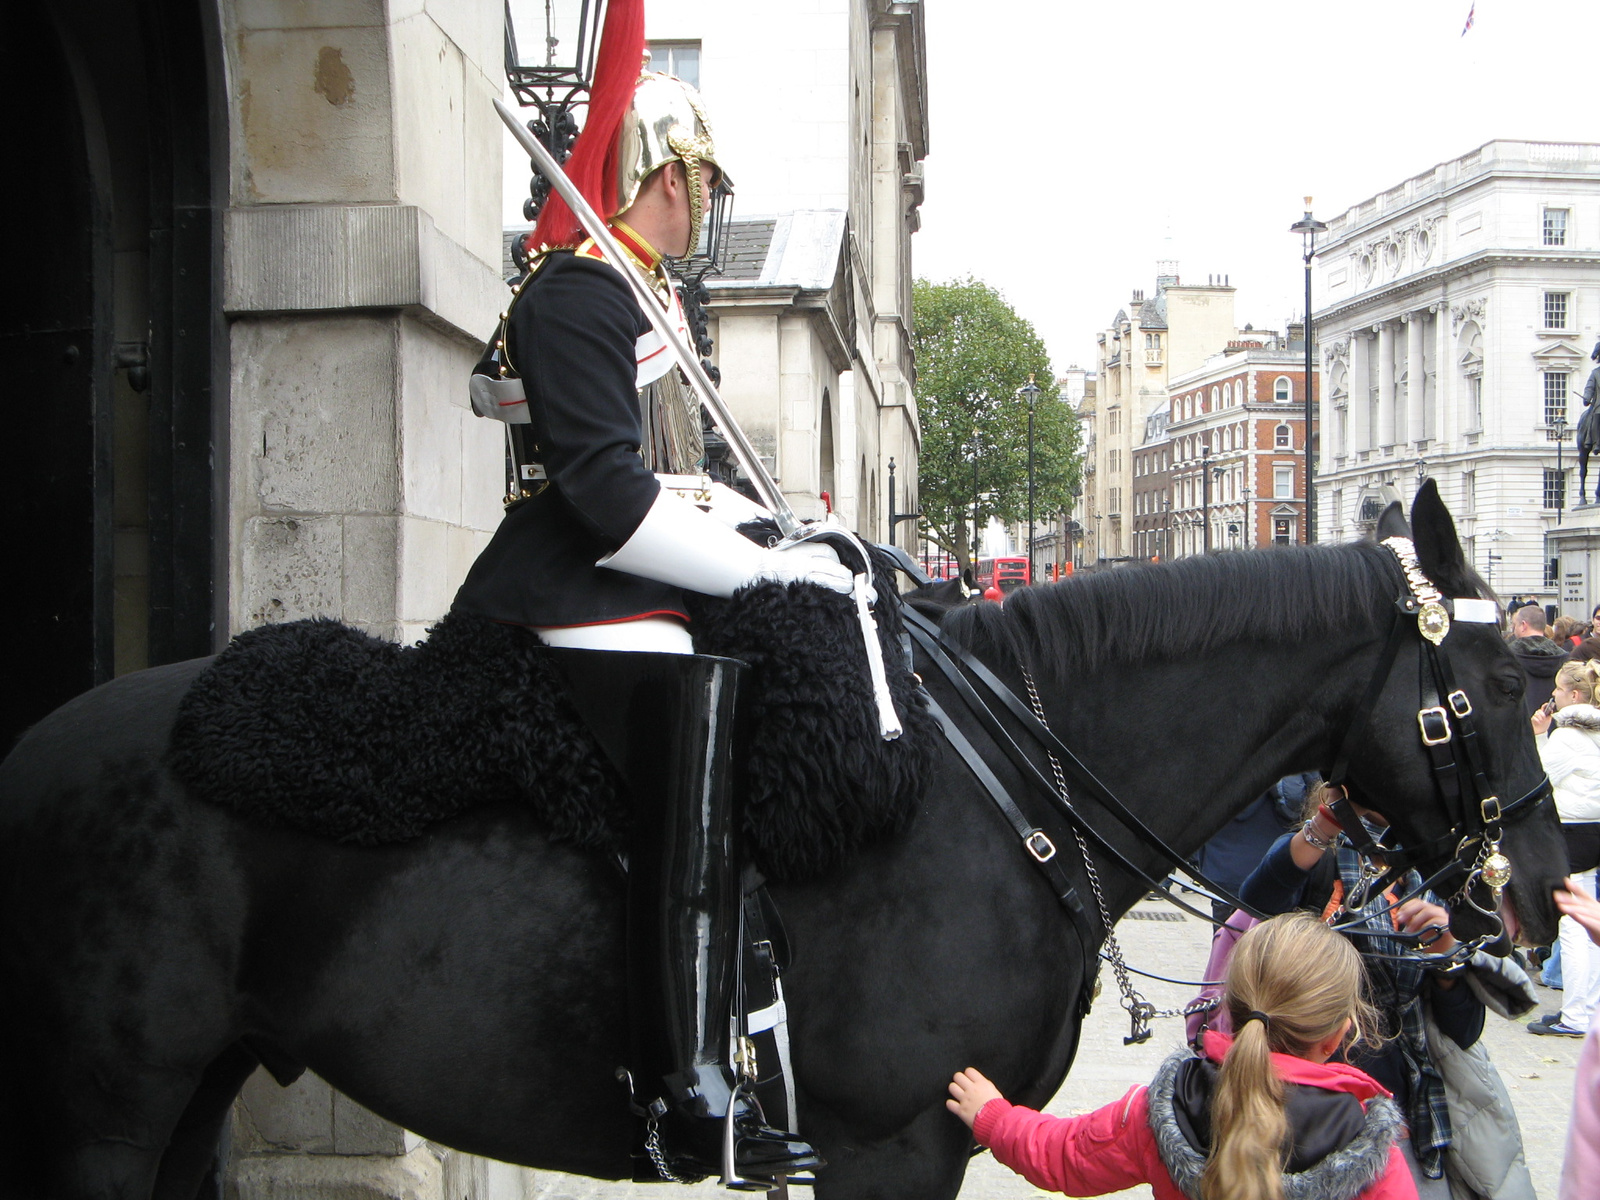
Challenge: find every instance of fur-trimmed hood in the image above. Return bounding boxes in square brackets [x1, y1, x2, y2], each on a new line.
[1510, 635, 1569, 677]
[1553, 702, 1600, 734]
[1146, 1041, 1401, 1200]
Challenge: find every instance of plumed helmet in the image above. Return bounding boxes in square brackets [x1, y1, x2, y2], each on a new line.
[614, 71, 727, 254]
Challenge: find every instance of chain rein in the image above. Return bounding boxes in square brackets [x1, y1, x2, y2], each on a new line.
[1020, 666, 1215, 1043]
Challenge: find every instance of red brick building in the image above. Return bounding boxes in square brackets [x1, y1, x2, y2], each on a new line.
[1165, 338, 1314, 554]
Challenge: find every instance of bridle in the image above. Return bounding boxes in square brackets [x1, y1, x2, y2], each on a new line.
[1317, 535, 1552, 961]
[886, 534, 1551, 1027]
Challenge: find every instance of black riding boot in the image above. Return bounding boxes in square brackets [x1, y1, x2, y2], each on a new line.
[548, 649, 823, 1187]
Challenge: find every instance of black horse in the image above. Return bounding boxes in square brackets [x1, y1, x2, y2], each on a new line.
[0, 485, 1564, 1200]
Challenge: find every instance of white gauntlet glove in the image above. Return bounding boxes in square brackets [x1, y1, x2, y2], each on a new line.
[600, 490, 857, 598]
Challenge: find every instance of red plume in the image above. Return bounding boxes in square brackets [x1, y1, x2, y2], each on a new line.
[528, 0, 646, 251]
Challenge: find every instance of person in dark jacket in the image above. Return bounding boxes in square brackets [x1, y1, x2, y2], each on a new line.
[1239, 789, 1493, 1196]
[1508, 604, 1569, 715]
[1193, 772, 1316, 923]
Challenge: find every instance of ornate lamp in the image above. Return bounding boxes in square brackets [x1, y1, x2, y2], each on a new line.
[504, 0, 608, 229]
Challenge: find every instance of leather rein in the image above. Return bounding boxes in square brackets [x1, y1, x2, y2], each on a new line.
[886, 535, 1551, 1024]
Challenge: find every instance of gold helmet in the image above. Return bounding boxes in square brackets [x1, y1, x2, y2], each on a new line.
[614, 72, 729, 257]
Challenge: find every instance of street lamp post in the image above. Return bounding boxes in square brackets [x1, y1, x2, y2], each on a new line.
[1556, 415, 1570, 517]
[1201, 441, 1213, 553]
[1290, 198, 1329, 546]
[1241, 487, 1252, 548]
[1020, 374, 1042, 585]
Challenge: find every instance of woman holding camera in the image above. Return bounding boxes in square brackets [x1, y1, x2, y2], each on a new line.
[1530, 659, 1600, 1037]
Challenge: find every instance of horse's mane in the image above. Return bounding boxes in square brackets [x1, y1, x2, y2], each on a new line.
[942, 541, 1404, 681]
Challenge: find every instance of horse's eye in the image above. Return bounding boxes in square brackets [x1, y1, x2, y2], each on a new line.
[1491, 675, 1524, 699]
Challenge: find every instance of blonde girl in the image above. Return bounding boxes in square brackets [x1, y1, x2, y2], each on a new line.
[1530, 657, 1600, 1037]
[946, 912, 1413, 1200]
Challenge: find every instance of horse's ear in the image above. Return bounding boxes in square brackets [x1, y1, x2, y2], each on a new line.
[1410, 478, 1473, 595]
[960, 569, 976, 598]
[1375, 501, 1410, 540]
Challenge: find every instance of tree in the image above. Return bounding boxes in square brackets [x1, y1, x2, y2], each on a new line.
[912, 277, 1082, 573]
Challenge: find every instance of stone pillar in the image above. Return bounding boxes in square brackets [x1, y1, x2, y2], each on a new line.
[220, 4, 529, 1197]
[1377, 322, 1396, 449]
[1349, 332, 1372, 452]
[1407, 313, 1427, 444]
[1433, 307, 1449, 445]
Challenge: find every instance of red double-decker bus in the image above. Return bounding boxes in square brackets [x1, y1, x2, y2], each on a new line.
[974, 556, 1030, 594]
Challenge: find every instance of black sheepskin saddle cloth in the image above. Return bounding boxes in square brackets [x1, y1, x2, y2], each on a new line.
[166, 575, 937, 882]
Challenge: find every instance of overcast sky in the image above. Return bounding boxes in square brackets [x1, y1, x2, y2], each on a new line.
[913, 0, 1600, 370]
[502, 1, 1600, 373]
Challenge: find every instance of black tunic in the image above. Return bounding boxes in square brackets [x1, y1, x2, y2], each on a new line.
[451, 251, 687, 628]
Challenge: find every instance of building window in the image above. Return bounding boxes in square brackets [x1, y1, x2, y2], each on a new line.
[1272, 376, 1292, 402]
[1544, 208, 1569, 247]
[1468, 376, 1484, 430]
[1545, 370, 1570, 429]
[1545, 468, 1568, 510]
[1108, 449, 1120, 473]
[1545, 291, 1570, 330]
[1108, 408, 1120, 435]
[1274, 466, 1294, 498]
[1274, 423, 1291, 448]
[1462, 470, 1475, 513]
[1273, 518, 1293, 545]
[647, 41, 701, 88]
[1108, 487, 1121, 516]
[1211, 387, 1220, 410]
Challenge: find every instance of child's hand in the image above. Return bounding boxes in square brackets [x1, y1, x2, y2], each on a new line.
[1556, 878, 1600, 946]
[946, 1067, 1004, 1129]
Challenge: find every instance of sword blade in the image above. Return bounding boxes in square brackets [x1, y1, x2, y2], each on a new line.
[495, 98, 799, 536]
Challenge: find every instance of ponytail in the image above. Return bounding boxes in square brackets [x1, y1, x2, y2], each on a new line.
[1202, 1014, 1285, 1200]
[1200, 913, 1377, 1200]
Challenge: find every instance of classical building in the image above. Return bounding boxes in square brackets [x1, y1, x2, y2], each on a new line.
[1131, 409, 1171, 560]
[645, 0, 928, 539]
[1166, 337, 1312, 555]
[1086, 268, 1238, 563]
[1314, 139, 1600, 603]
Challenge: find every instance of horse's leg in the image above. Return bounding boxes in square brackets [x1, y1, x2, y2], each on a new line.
[802, 1103, 975, 1200]
[150, 1043, 260, 1200]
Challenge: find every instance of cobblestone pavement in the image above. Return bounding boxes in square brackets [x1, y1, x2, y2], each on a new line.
[533, 898, 1584, 1198]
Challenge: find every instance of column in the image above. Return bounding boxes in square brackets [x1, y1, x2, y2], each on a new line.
[1432, 307, 1449, 446]
[1349, 332, 1372, 452]
[1407, 313, 1427, 444]
[1377, 322, 1396, 448]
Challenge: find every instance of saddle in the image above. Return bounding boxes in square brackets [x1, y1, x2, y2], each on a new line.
[166, 564, 936, 883]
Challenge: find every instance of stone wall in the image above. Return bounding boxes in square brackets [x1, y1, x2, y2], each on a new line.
[218, 0, 521, 1194]
[229, 1071, 537, 1200]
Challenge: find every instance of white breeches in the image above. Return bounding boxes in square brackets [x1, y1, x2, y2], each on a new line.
[535, 615, 694, 654]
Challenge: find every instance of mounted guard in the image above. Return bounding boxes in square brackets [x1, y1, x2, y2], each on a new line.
[454, 0, 846, 1186]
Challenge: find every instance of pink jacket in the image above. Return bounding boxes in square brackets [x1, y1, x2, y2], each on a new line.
[973, 1032, 1417, 1200]
[1561, 1025, 1600, 1200]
